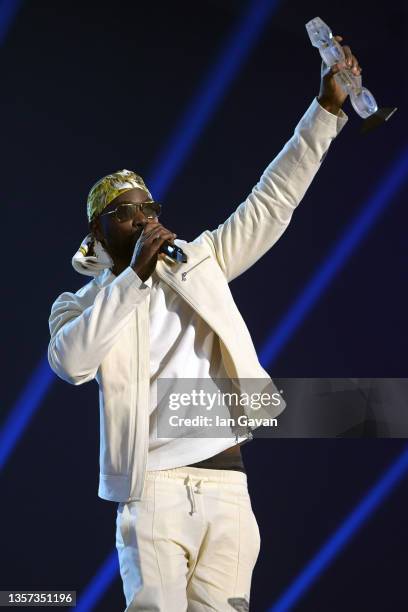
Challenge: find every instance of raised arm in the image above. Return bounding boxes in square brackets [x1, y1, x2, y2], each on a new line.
[48, 267, 149, 385]
[192, 35, 361, 282]
[193, 97, 347, 282]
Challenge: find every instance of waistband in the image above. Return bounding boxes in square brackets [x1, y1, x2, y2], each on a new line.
[186, 453, 246, 473]
[145, 465, 247, 485]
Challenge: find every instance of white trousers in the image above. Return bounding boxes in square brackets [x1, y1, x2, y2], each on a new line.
[115, 466, 261, 611]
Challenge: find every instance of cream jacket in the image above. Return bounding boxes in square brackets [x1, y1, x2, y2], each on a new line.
[48, 98, 348, 502]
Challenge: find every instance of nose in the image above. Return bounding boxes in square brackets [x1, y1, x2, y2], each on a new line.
[132, 215, 158, 229]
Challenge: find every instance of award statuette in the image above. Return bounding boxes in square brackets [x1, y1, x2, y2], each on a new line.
[306, 17, 397, 134]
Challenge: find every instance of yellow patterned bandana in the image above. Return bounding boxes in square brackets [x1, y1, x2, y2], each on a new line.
[86, 169, 152, 222]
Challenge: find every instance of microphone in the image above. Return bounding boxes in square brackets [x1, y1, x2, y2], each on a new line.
[136, 221, 188, 263]
[160, 241, 188, 263]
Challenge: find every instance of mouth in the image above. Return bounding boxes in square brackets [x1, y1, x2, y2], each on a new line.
[131, 223, 145, 238]
[131, 226, 143, 239]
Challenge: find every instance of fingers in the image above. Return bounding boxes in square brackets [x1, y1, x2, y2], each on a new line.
[142, 222, 175, 241]
[343, 46, 362, 75]
[131, 221, 178, 279]
[333, 35, 362, 75]
[141, 223, 177, 252]
[146, 229, 176, 247]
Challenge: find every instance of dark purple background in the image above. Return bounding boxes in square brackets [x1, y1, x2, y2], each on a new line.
[1, 1, 407, 610]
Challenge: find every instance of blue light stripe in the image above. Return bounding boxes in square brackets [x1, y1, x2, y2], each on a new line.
[1, 0, 282, 608]
[0, 355, 53, 470]
[0, 0, 32, 467]
[2, 0, 406, 608]
[0, 0, 281, 469]
[72, 2, 283, 609]
[269, 444, 408, 612]
[262, 146, 408, 611]
[149, 0, 281, 198]
[0, 0, 23, 45]
[73, 150, 408, 611]
[75, 551, 119, 612]
[260, 145, 408, 367]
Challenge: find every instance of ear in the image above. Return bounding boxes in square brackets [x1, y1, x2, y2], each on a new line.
[89, 218, 112, 261]
[90, 218, 104, 243]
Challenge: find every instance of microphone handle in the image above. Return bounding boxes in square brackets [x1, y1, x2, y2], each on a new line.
[160, 241, 188, 263]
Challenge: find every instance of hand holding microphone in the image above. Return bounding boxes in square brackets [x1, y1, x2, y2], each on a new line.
[130, 220, 179, 282]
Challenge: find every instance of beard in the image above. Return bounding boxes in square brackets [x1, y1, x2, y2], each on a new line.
[111, 229, 144, 261]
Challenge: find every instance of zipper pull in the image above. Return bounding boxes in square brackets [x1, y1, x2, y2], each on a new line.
[181, 255, 211, 281]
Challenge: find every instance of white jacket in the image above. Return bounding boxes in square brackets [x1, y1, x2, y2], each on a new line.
[48, 98, 348, 502]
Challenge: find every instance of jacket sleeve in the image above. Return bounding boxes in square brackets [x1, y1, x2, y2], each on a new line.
[48, 266, 150, 386]
[192, 97, 348, 282]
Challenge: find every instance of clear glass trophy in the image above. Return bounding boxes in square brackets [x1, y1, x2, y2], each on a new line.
[306, 17, 397, 133]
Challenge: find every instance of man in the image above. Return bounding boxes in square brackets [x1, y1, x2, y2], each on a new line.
[48, 37, 360, 611]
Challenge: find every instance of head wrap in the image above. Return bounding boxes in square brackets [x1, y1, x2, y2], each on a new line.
[72, 169, 153, 277]
[87, 168, 152, 222]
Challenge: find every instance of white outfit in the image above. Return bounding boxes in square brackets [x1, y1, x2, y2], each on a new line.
[145, 271, 250, 471]
[48, 97, 348, 503]
[116, 466, 260, 611]
[48, 98, 348, 611]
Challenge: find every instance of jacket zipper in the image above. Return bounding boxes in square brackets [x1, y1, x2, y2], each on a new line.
[132, 304, 150, 500]
[128, 316, 137, 484]
[181, 255, 211, 281]
[139, 307, 150, 500]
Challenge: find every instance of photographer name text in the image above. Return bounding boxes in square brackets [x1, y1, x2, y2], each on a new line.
[168, 414, 278, 428]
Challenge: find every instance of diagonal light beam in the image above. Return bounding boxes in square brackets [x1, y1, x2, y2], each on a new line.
[75, 551, 119, 612]
[0, 355, 52, 470]
[3, 2, 407, 608]
[74, 146, 408, 612]
[262, 146, 408, 612]
[150, 0, 281, 197]
[260, 145, 408, 368]
[72, 1, 283, 610]
[268, 443, 408, 612]
[1, 0, 282, 609]
[0, 0, 40, 470]
[75, 142, 408, 609]
[0, 0, 282, 471]
[0, 0, 24, 45]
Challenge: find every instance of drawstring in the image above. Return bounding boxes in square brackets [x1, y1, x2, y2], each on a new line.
[184, 475, 202, 515]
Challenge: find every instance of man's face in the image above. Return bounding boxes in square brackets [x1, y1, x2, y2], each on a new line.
[90, 187, 159, 261]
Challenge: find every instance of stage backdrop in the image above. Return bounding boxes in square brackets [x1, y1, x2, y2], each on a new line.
[1, 1, 407, 611]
